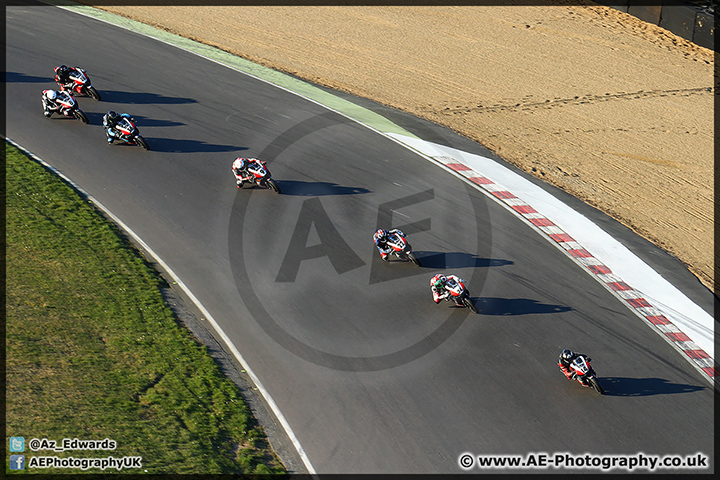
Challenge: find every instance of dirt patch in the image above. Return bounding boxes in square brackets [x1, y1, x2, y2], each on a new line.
[91, 3, 714, 292]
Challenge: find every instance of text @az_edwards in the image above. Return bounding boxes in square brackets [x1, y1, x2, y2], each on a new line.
[8, 436, 144, 472]
[27, 437, 117, 452]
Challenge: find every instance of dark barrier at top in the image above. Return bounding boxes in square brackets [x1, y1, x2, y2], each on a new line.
[593, 0, 715, 51]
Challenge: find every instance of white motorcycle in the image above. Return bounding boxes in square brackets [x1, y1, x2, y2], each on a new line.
[442, 277, 478, 313]
[235, 159, 281, 194]
[46, 90, 88, 123]
[565, 356, 604, 394]
[383, 231, 421, 266]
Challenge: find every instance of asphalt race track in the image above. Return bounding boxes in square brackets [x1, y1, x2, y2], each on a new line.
[6, 4, 713, 474]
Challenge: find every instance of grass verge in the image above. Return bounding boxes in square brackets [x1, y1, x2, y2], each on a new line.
[5, 142, 285, 475]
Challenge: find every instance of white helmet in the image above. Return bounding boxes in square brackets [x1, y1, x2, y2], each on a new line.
[46, 90, 57, 100]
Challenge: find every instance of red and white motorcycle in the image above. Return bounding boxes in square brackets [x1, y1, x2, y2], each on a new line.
[111, 116, 149, 150]
[384, 231, 421, 266]
[47, 90, 89, 123]
[440, 276, 478, 313]
[56, 67, 101, 101]
[235, 159, 281, 194]
[564, 356, 604, 394]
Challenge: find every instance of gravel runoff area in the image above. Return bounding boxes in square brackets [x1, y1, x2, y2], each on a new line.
[91, 3, 714, 293]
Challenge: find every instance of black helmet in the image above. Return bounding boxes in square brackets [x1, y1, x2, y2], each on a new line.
[561, 349, 574, 360]
[107, 110, 118, 120]
[57, 64, 68, 74]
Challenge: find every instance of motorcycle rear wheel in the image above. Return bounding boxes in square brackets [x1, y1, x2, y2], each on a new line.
[266, 178, 281, 194]
[407, 251, 422, 267]
[589, 377, 604, 395]
[135, 135, 150, 150]
[87, 86, 102, 101]
[74, 110, 89, 124]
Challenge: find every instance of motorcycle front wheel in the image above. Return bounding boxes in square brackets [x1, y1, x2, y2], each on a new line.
[589, 377, 604, 395]
[407, 251, 422, 267]
[462, 296, 478, 314]
[266, 178, 281, 194]
[87, 86, 102, 101]
[74, 110, 89, 124]
[135, 135, 150, 150]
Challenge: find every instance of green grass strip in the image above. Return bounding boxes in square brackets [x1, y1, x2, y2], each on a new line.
[5, 142, 285, 475]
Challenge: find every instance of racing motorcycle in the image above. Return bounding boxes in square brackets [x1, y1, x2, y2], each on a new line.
[384, 231, 421, 266]
[109, 116, 149, 150]
[236, 159, 281, 194]
[57, 67, 101, 101]
[51, 91, 89, 123]
[443, 277, 478, 313]
[564, 356, 604, 394]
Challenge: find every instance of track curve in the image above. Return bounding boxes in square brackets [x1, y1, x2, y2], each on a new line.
[6, 4, 713, 474]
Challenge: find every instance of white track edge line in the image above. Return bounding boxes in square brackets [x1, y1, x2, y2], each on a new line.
[391, 150, 716, 386]
[4, 136, 318, 475]
[50, 0, 715, 393]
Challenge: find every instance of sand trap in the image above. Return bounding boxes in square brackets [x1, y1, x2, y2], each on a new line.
[92, 4, 714, 291]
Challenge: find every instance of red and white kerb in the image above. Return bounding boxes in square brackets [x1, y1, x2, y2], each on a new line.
[437, 157, 714, 382]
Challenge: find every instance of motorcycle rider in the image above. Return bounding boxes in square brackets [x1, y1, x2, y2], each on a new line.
[54, 64, 75, 91]
[103, 110, 133, 143]
[41, 89, 62, 118]
[373, 228, 406, 261]
[558, 348, 592, 380]
[232, 157, 257, 188]
[430, 273, 464, 306]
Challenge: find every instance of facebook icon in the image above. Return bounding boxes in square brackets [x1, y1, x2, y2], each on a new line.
[9, 454, 25, 470]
